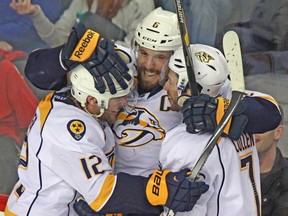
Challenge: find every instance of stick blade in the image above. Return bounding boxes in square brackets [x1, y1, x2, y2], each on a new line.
[223, 31, 245, 92]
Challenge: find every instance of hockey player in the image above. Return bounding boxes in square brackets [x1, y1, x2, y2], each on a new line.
[112, 7, 184, 177]
[4, 46, 209, 215]
[159, 44, 281, 215]
[175, 45, 282, 140]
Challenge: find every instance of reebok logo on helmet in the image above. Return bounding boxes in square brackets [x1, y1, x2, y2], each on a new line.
[70, 29, 100, 62]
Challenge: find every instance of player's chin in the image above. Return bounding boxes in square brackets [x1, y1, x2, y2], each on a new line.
[106, 115, 118, 125]
[102, 111, 119, 125]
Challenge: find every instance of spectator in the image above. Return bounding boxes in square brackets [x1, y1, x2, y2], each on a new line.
[256, 106, 288, 216]
[0, 55, 38, 194]
[0, 0, 64, 53]
[216, 0, 288, 75]
[11, 0, 154, 49]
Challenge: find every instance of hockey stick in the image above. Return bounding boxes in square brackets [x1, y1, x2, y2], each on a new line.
[174, 0, 199, 96]
[165, 0, 199, 215]
[223, 31, 245, 92]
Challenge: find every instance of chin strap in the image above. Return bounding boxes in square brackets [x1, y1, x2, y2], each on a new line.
[83, 105, 105, 118]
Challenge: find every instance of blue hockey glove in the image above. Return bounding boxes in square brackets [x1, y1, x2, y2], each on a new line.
[62, 22, 132, 94]
[146, 169, 209, 212]
[74, 196, 104, 216]
[181, 94, 248, 140]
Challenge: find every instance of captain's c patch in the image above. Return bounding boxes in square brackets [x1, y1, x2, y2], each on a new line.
[67, 120, 86, 141]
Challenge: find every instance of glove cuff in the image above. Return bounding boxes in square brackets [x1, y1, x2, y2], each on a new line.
[146, 170, 171, 206]
[216, 97, 232, 135]
[69, 29, 100, 62]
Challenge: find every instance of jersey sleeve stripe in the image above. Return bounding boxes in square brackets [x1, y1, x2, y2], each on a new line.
[38, 91, 55, 131]
[90, 174, 116, 211]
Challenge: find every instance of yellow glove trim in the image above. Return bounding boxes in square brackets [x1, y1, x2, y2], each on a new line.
[216, 97, 232, 135]
[70, 29, 100, 62]
[146, 170, 171, 206]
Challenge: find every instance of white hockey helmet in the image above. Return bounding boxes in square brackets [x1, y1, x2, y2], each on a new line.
[134, 7, 181, 51]
[70, 64, 134, 113]
[168, 44, 230, 97]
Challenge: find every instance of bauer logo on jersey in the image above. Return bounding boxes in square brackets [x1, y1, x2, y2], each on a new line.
[67, 120, 86, 141]
[113, 106, 165, 147]
[195, 51, 214, 63]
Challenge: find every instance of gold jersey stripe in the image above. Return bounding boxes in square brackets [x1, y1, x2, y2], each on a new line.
[90, 174, 116, 211]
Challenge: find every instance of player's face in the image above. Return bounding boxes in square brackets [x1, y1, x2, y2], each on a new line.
[255, 125, 284, 156]
[163, 70, 181, 111]
[101, 96, 128, 125]
[136, 46, 172, 92]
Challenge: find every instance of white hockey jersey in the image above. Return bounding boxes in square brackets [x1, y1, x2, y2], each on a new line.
[160, 124, 261, 216]
[112, 87, 183, 177]
[5, 90, 117, 216]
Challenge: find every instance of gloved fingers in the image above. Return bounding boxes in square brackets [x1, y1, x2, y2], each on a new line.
[114, 61, 131, 81]
[106, 54, 131, 82]
[89, 67, 106, 93]
[114, 53, 130, 72]
[170, 181, 209, 212]
[102, 71, 116, 94]
[73, 197, 96, 216]
[95, 45, 107, 63]
[203, 116, 215, 131]
[98, 38, 115, 55]
[186, 125, 201, 134]
[95, 60, 116, 94]
[190, 181, 209, 192]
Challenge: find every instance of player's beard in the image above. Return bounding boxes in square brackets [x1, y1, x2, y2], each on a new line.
[137, 67, 161, 93]
[101, 109, 120, 125]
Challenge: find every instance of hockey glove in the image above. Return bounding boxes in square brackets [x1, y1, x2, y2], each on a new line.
[181, 94, 248, 140]
[62, 22, 132, 94]
[74, 196, 105, 216]
[146, 169, 209, 212]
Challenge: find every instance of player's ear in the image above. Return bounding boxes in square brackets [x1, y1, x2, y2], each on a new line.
[86, 96, 98, 106]
[275, 124, 284, 141]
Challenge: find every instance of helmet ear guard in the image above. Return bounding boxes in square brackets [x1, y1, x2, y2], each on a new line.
[168, 44, 230, 97]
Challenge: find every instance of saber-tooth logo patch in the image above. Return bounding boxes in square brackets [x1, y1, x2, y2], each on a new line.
[195, 51, 214, 63]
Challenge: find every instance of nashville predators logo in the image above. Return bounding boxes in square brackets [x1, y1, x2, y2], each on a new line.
[195, 51, 214, 63]
[67, 119, 86, 141]
[112, 106, 165, 147]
